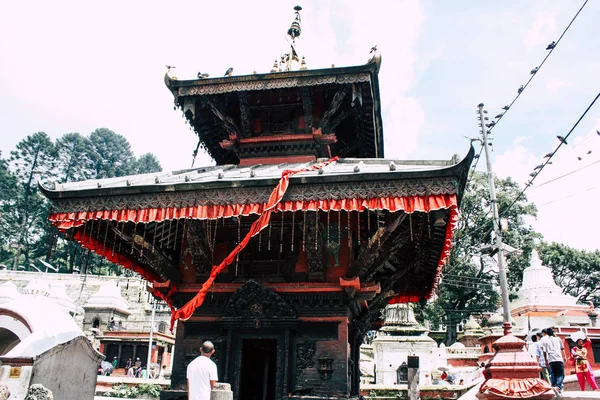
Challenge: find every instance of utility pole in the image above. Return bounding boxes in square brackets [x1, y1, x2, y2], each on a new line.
[146, 300, 156, 377]
[477, 103, 512, 330]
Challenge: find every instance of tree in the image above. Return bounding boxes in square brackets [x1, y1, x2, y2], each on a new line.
[424, 171, 539, 344]
[134, 153, 162, 174]
[90, 128, 135, 178]
[55, 132, 95, 183]
[538, 242, 600, 306]
[0, 153, 18, 263]
[8, 132, 56, 270]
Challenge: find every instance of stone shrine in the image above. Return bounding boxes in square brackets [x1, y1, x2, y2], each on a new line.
[372, 303, 438, 385]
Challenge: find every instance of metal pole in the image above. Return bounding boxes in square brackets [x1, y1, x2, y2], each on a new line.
[478, 103, 512, 328]
[146, 301, 156, 377]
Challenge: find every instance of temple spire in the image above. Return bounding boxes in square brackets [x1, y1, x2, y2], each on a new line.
[283, 5, 303, 71]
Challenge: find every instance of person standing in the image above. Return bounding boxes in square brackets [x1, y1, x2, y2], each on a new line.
[112, 356, 118, 368]
[571, 338, 599, 391]
[529, 333, 551, 384]
[187, 341, 218, 400]
[541, 328, 566, 393]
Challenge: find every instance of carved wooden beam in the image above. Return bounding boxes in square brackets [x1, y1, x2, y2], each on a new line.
[319, 85, 350, 133]
[238, 91, 251, 138]
[362, 229, 411, 282]
[345, 212, 406, 279]
[305, 212, 324, 281]
[203, 97, 240, 136]
[299, 87, 313, 132]
[327, 108, 353, 133]
[111, 224, 181, 282]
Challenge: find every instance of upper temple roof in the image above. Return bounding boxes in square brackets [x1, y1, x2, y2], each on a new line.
[164, 63, 384, 165]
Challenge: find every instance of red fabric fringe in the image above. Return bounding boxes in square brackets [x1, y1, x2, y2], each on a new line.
[480, 378, 553, 398]
[49, 195, 457, 229]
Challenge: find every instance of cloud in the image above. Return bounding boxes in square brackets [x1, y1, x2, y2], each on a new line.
[523, 13, 557, 50]
[545, 77, 572, 96]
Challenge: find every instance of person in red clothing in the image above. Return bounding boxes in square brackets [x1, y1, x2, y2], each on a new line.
[571, 338, 599, 391]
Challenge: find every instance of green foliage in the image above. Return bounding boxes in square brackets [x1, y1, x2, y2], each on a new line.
[424, 171, 539, 343]
[90, 128, 135, 178]
[134, 153, 162, 174]
[0, 129, 162, 276]
[108, 383, 161, 398]
[538, 241, 600, 306]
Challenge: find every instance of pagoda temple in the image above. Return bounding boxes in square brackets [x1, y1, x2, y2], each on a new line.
[41, 7, 473, 400]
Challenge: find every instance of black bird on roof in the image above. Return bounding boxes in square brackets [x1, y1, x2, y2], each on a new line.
[577, 157, 582, 161]
[502, 105, 510, 111]
[557, 135, 567, 145]
[224, 67, 234, 77]
[546, 41, 556, 50]
[543, 153, 552, 158]
[495, 114, 503, 119]
[370, 45, 377, 53]
[518, 85, 524, 94]
[530, 67, 539, 74]
[197, 72, 210, 79]
[597, 130, 600, 136]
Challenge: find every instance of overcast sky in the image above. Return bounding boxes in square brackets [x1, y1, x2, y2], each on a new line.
[1, 1, 599, 251]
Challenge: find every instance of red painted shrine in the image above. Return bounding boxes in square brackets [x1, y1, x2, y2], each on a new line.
[42, 7, 473, 400]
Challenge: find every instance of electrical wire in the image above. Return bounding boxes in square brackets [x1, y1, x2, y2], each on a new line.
[487, 0, 590, 134]
[530, 158, 600, 189]
[536, 183, 600, 207]
[499, 91, 600, 219]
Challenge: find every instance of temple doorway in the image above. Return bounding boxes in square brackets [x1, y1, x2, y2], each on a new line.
[239, 339, 277, 400]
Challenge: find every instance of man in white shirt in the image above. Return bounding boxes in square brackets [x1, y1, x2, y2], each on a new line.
[187, 341, 218, 400]
[541, 328, 566, 393]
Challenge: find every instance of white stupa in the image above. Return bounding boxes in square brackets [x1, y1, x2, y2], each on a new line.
[511, 250, 590, 328]
[0, 281, 21, 304]
[84, 283, 130, 315]
[48, 281, 76, 315]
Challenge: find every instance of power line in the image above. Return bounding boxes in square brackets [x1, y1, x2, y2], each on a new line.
[536, 184, 600, 207]
[530, 158, 600, 189]
[499, 91, 600, 219]
[486, 0, 590, 134]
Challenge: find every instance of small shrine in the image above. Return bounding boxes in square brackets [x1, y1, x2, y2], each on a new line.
[372, 303, 438, 385]
[41, 6, 473, 399]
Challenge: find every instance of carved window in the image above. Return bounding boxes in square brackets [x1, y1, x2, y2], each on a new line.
[92, 317, 101, 329]
[396, 362, 408, 384]
[157, 322, 167, 334]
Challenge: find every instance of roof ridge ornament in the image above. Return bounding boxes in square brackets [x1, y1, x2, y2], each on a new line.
[275, 5, 304, 73]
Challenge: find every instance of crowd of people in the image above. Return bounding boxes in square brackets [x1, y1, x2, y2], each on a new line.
[528, 328, 598, 393]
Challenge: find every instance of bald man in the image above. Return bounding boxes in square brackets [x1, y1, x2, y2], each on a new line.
[187, 341, 218, 400]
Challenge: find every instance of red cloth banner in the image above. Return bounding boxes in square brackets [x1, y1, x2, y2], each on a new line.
[168, 157, 339, 330]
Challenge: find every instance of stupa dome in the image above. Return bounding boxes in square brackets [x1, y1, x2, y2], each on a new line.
[487, 313, 503, 327]
[23, 279, 50, 297]
[0, 281, 20, 304]
[48, 281, 76, 315]
[512, 250, 578, 309]
[84, 283, 130, 315]
[463, 316, 482, 332]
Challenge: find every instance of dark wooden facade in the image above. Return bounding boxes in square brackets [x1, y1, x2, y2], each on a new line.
[43, 59, 472, 399]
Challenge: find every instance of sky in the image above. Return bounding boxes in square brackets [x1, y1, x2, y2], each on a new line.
[1, 1, 599, 251]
